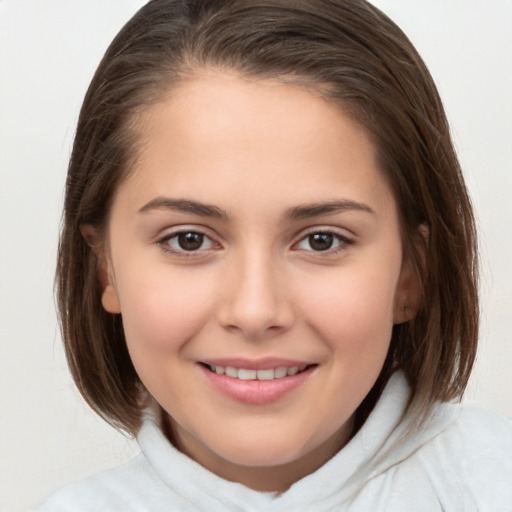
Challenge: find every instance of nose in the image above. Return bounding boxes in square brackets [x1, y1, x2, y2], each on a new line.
[216, 251, 295, 341]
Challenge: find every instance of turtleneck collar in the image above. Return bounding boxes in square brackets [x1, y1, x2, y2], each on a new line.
[137, 372, 459, 511]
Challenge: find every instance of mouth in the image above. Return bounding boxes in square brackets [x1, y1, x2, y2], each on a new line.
[198, 360, 318, 405]
[201, 363, 315, 381]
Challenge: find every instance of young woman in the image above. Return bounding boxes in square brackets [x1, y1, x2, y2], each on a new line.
[34, 1, 512, 510]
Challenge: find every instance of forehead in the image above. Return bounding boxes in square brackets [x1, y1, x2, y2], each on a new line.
[118, 72, 396, 220]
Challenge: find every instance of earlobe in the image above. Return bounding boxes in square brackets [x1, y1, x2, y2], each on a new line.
[393, 260, 421, 325]
[393, 225, 428, 325]
[80, 224, 121, 314]
[102, 282, 121, 314]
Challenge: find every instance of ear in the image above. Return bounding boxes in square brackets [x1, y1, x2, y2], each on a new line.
[393, 258, 421, 324]
[80, 224, 121, 314]
[393, 224, 429, 325]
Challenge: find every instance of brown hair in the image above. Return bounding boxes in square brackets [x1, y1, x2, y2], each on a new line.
[57, 0, 478, 435]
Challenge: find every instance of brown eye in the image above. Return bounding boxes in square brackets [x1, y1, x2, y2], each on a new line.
[177, 232, 204, 251]
[295, 231, 352, 254]
[308, 233, 334, 251]
[161, 231, 216, 253]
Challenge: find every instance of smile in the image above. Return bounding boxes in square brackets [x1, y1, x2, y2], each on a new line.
[200, 362, 317, 405]
[206, 364, 310, 381]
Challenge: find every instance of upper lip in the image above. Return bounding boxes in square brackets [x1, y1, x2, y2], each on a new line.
[200, 358, 315, 370]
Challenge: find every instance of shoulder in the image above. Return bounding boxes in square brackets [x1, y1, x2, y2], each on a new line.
[412, 403, 512, 509]
[352, 377, 512, 511]
[423, 402, 512, 465]
[31, 453, 169, 512]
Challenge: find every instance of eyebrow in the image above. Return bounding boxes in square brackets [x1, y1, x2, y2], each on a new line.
[284, 200, 376, 220]
[138, 197, 228, 219]
[138, 197, 375, 221]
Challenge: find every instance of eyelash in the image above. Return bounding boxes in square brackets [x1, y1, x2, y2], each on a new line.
[293, 229, 354, 255]
[157, 228, 354, 257]
[158, 229, 219, 257]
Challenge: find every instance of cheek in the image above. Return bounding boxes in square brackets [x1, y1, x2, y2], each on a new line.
[297, 262, 399, 353]
[116, 267, 217, 357]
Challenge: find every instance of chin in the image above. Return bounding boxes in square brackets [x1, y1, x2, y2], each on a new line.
[209, 430, 317, 469]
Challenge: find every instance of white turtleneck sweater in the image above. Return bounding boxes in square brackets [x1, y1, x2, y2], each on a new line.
[32, 373, 512, 511]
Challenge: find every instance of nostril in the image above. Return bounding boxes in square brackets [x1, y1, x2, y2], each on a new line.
[216, 271, 295, 339]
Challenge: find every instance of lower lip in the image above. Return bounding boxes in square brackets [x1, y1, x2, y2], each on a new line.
[199, 365, 315, 405]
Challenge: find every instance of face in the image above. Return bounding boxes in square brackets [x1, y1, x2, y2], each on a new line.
[98, 72, 417, 491]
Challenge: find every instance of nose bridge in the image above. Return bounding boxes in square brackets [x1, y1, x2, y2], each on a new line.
[218, 244, 293, 339]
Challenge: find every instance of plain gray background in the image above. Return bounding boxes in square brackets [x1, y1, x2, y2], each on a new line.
[1, 1, 511, 511]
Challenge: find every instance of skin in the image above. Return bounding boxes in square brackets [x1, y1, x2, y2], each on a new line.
[93, 72, 419, 492]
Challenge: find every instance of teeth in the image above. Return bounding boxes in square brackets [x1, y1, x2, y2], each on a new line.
[257, 369, 275, 380]
[208, 364, 309, 381]
[225, 366, 237, 378]
[274, 367, 287, 378]
[238, 368, 257, 380]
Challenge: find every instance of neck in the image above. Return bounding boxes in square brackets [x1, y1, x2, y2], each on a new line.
[162, 411, 352, 492]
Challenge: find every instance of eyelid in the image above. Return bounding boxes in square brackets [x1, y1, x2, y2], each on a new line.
[156, 225, 222, 256]
[291, 226, 355, 253]
[295, 225, 354, 242]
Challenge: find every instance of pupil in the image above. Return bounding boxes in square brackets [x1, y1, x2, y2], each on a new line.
[178, 232, 203, 251]
[309, 233, 333, 251]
